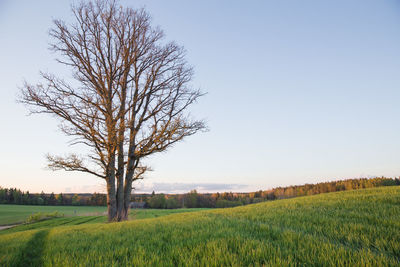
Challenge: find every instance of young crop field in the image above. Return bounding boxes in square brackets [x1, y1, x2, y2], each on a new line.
[0, 205, 107, 225]
[0, 208, 212, 236]
[0, 205, 206, 226]
[1, 186, 399, 266]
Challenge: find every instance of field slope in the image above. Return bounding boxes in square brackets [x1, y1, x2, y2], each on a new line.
[1, 186, 399, 266]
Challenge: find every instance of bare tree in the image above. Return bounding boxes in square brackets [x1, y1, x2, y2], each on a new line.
[20, 0, 205, 222]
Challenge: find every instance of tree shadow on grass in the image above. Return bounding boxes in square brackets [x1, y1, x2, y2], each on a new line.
[13, 229, 49, 267]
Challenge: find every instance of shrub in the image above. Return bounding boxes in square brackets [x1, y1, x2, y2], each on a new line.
[148, 194, 166, 209]
[215, 200, 242, 208]
[165, 198, 180, 209]
[26, 211, 64, 223]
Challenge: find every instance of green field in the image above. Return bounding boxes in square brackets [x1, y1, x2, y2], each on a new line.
[128, 208, 211, 220]
[0, 205, 107, 225]
[0, 205, 208, 225]
[1, 186, 399, 266]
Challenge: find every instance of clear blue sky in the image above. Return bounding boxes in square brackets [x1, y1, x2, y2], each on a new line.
[1, 0, 400, 193]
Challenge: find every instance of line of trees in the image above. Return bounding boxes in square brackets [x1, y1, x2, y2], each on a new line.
[1, 177, 399, 208]
[0, 189, 106, 206]
[144, 177, 400, 209]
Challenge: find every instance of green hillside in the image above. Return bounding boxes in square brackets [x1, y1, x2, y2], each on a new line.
[1, 186, 399, 266]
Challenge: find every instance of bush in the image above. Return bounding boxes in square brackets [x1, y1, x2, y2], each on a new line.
[26, 211, 64, 223]
[165, 198, 180, 209]
[184, 190, 198, 208]
[148, 194, 166, 209]
[216, 200, 242, 208]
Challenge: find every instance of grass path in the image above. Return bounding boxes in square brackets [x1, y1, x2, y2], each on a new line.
[0, 225, 18, 231]
[11, 229, 49, 267]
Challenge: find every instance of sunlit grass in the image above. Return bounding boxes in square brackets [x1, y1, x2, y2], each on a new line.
[0, 186, 399, 266]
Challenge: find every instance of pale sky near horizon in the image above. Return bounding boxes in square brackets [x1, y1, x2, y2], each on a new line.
[1, 0, 400, 194]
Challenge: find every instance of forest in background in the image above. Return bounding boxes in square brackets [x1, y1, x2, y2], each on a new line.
[1, 177, 399, 208]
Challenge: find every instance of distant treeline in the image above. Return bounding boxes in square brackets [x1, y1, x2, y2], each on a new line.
[0, 190, 106, 206]
[1, 177, 399, 208]
[144, 177, 400, 209]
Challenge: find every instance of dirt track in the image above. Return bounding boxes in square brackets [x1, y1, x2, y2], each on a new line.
[0, 225, 18, 231]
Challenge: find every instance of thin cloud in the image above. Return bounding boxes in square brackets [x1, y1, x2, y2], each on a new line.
[64, 182, 257, 194]
[134, 182, 253, 194]
[64, 184, 105, 193]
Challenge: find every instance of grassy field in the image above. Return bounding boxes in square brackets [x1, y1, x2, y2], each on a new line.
[0, 205, 207, 225]
[0, 186, 399, 266]
[0, 205, 107, 225]
[128, 208, 210, 220]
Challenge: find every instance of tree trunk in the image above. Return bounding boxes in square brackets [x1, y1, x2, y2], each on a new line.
[106, 153, 117, 222]
[116, 82, 127, 222]
[121, 153, 136, 221]
[116, 178, 124, 221]
[106, 177, 117, 222]
[122, 176, 133, 221]
[116, 140, 124, 221]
